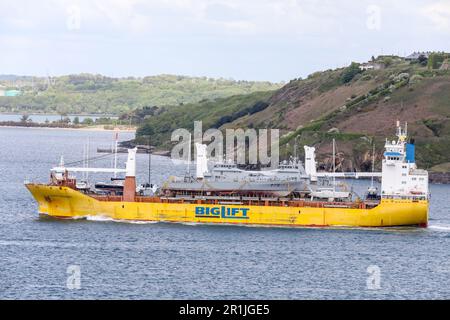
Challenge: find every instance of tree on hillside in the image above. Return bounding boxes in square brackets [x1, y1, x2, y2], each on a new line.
[382, 57, 393, 67]
[82, 117, 94, 125]
[418, 54, 428, 66]
[137, 123, 155, 136]
[428, 53, 447, 69]
[341, 62, 362, 84]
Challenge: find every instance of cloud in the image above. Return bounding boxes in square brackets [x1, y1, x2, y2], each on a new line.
[423, 1, 450, 32]
[0, 0, 449, 81]
[0, 0, 376, 37]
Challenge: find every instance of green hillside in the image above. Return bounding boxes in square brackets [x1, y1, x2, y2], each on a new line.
[0, 74, 281, 115]
[135, 53, 450, 171]
[135, 91, 274, 147]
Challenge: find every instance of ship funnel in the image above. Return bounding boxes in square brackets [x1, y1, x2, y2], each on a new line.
[124, 148, 137, 202]
[304, 146, 318, 182]
[195, 143, 208, 179]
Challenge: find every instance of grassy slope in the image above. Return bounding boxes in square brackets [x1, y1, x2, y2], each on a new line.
[135, 59, 450, 171]
[135, 91, 274, 148]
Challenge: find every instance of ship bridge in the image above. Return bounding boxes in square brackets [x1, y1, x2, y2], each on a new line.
[381, 121, 428, 199]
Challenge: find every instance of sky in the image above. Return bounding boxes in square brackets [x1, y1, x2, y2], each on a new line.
[0, 0, 449, 82]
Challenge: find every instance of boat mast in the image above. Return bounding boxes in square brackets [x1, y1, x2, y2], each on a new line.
[148, 136, 152, 186]
[187, 133, 191, 176]
[86, 137, 90, 181]
[371, 143, 375, 189]
[113, 132, 118, 178]
[82, 143, 86, 181]
[332, 138, 336, 195]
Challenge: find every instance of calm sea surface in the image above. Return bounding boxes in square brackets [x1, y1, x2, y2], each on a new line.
[0, 127, 449, 299]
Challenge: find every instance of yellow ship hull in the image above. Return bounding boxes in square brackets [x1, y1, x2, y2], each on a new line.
[25, 184, 428, 228]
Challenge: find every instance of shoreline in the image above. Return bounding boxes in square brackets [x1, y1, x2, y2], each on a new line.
[0, 112, 118, 117]
[0, 124, 136, 133]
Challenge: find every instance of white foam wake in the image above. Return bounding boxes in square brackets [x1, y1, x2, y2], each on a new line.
[428, 224, 450, 232]
[85, 215, 114, 222]
[85, 215, 159, 224]
[116, 220, 159, 225]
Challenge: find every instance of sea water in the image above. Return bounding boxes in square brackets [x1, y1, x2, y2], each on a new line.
[0, 127, 449, 299]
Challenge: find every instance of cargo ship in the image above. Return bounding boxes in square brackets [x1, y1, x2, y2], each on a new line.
[25, 122, 429, 228]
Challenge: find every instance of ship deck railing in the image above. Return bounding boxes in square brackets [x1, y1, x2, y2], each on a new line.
[381, 195, 427, 201]
[41, 184, 380, 210]
[69, 191, 382, 210]
[143, 196, 370, 209]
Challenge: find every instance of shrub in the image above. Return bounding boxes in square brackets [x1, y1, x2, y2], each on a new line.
[428, 53, 448, 69]
[410, 74, 424, 84]
[82, 117, 94, 125]
[341, 62, 362, 84]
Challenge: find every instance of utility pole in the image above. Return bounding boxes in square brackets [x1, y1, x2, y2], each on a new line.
[148, 136, 152, 187]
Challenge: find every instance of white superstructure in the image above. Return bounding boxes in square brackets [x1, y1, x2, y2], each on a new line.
[195, 143, 208, 179]
[381, 121, 428, 199]
[304, 146, 318, 182]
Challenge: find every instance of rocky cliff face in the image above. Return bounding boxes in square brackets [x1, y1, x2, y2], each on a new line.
[429, 172, 450, 184]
